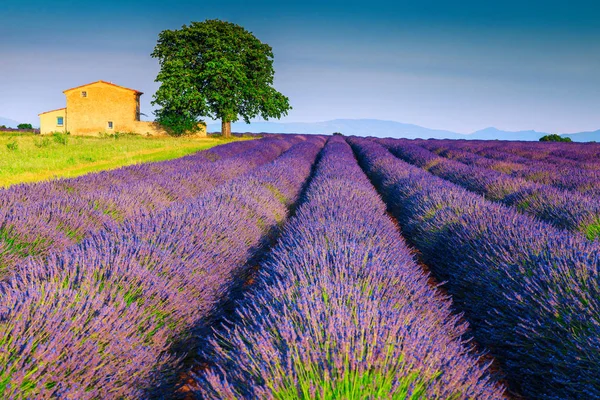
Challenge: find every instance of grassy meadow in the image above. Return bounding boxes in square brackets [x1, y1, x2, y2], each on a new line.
[0, 131, 251, 187]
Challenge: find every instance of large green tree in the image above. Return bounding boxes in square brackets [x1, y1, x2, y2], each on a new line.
[151, 19, 291, 137]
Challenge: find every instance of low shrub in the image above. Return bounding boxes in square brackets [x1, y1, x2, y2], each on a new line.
[98, 131, 139, 139]
[53, 132, 69, 145]
[6, 140, 18, 151]
[33, 137, 51, 148]
[539, 134, 572, 142]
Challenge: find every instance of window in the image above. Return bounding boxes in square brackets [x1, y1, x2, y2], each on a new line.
[57, 116, 64, 126]
[81, 91, 87, 98]
[107, 121, 113, 129]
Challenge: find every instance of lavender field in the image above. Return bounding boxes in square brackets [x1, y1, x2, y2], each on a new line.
[1, 134, 599, 399]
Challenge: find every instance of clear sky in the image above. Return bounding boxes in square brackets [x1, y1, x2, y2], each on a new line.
[1, 0, 599, 133]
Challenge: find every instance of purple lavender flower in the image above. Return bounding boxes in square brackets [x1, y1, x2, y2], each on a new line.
[194, 136, 504, 399]
[349, 136, 600, 399]
[0, 136, 325, 398]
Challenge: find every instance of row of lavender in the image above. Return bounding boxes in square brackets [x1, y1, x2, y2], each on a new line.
[349, 137, 600, 399]
[194, 136, 504, 399]
[0, 136, 325, 398]
[459, 139, 600, 167]
[380, 138, 600, 240]
[419, 139, 600, 197]
[0, 137, 300, 277]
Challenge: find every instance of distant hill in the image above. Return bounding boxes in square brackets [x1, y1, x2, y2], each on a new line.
[468, 127, 548, 141]
[0, 117, 20, 128]
[209, 119, 465, 139]
[207, 119, 599, 142]
[561, 129, 600, 143]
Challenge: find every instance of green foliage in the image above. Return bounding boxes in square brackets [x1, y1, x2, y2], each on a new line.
[270, 353, 433, 399]
[584, 221, 600, 241]
[52, 132, 69, 145]
[33, 137, 51, 148]
[539, 134, 572, 142]
[153, 112, 200, 137]
[332, 132, 344, 136]
[0, 225, 48, 260]
[17, 123, 33, 130]
[98, 131, 140, 139]
[5, 140, 18, 151]
[151, 19, 291, 135]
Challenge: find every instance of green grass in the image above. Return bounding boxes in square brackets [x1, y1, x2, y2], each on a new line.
[0, 132, 253, 187]
[584, 220, 600, 241]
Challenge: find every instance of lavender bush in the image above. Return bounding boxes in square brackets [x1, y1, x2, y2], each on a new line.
[0, 137, 301, 277]
[349, 136, 600, 399]
[194, 136, 504, 399]
[380, 138, 600, 240]
[0, 136, 325, 398]
[421, 139, 600, 196]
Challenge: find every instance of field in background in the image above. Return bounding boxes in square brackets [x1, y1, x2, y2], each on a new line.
[0, 132, 252, 187]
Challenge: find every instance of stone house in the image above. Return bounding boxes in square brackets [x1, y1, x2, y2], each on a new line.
[38, 80, 206, 136]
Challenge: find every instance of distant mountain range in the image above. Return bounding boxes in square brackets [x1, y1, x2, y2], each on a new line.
[2, 115, 598, 141]
[207, 119, 600, 142]
[561, 129, 600, 143]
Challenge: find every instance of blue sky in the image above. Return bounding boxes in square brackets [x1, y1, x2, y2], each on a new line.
[1, 0, 599, 133]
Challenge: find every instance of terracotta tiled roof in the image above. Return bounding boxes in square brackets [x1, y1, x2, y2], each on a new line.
[63, 80, 143, 95]
[38, 107, 66, 116]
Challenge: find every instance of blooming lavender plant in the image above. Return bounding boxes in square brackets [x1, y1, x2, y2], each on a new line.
[349, 136, 600, 399]
[0, 136, 325, 398]
[380, 138, 600, 240]
[0, 137, 299, 278]
[194, 136, 504, 399]
[422, 139, 600, 196]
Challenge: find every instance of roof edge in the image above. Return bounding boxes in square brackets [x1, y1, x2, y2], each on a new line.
[63, 80, 143, 95]
[38, 107, 66, 116]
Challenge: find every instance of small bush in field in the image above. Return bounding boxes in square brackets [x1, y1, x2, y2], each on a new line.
[99, 131, 139, 139]
[6, 140, 18, 151]
[539, 134, 572, 142]
[53, 132, 69, 145]
[34, 137, 51, 148]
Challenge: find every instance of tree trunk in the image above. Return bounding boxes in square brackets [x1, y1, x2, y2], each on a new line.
[221, 120, 231, 138]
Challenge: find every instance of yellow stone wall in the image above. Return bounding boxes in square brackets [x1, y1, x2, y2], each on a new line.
[39, 108, 66, 135]
[39, 81, 207, 137]
[64, 82, 147, 136]
[133, 121, 207, 136]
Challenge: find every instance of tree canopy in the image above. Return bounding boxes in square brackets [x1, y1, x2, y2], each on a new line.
[151, 19, 291, 137]
[539, 134, 572, 142]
